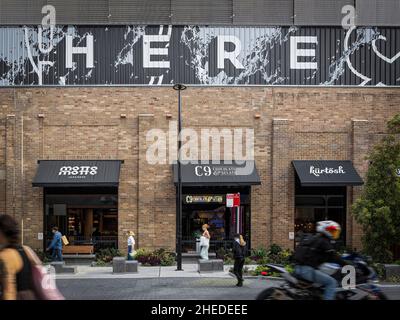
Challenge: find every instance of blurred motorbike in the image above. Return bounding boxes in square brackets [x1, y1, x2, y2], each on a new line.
[256, 253, 387, 300]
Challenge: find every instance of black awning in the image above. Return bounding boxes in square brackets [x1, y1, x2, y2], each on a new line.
[32, 160, 122, 187]
[173, 160, 261, 186]
[292, 160, 363, 187]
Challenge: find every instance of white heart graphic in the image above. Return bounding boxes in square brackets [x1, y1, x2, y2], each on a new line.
[372, 35, 400, 64]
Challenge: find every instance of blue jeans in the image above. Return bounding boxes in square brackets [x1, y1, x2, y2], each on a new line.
[127, 245, 133, 260]
[52, 248, 63, 262]
[295, 265, 338, 300]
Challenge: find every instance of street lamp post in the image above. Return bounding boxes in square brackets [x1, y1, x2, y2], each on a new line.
[173, 83, 187, 271]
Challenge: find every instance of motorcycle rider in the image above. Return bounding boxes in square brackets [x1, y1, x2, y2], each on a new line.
[293, 220, 346, 300]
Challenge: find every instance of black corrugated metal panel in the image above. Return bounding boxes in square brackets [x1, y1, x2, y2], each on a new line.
[0, 0, 47, 25]
[233, 0, 293, 26]
[294, 0, 355, 26]
[171, 0, 232, 25]
[0, 26, 399, 86]
[356, 0, 400, 26]
[109, 0, 171, 24]
[46, 0, 109, 24]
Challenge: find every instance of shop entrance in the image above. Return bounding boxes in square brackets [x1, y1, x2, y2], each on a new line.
[294, 176, 347, 246]
[181, 186, 251, 253]
[44, 187, 118, 251]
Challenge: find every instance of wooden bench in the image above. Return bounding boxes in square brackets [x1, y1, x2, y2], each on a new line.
[62, 245, 94, 255]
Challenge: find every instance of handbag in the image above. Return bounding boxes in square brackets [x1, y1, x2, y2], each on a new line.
[23, 246, 65, 300]
[200, 236, 209, 247]
[199, 236, 204, 246]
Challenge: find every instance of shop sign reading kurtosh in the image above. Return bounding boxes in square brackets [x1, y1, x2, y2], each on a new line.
[0, 25, 399, 86]
[292, 160, 363, 187]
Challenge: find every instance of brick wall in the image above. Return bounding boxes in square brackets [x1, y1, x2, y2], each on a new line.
[0, 87, 399, 252]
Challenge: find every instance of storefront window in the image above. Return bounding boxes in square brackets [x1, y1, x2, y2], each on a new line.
[294, 182, 347, 246]
[181, 186, 251, 252]
[44, 187, 118, 250]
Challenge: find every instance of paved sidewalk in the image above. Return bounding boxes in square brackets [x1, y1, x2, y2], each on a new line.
[56, 277, 275, 300]
[53, 263, 256, 279]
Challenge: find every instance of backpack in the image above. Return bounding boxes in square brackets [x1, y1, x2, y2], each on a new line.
[293, 233, 319, 266]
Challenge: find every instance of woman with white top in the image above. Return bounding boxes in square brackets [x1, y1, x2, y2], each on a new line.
[127, 231, 136, 260]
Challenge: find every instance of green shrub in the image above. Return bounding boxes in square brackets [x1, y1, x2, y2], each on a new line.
[250, 247, 268, 263]
[267, 247, 293, 265]
[135, 248, 175, 266]
[33, 249, 52, 263]
[153, 248, 176, 266]
[372, 263, 385, 279]
[387, 275, 400, 283]
[223, 257, 234, 265]
[251, 265, 271, 276]
[284, 264, 295, 274]
[244, 257, 254, 265]
[95, 248, 123, 264]
[94, 260, 107, 267]
[216, 247, 235, 264]
[269, 244, 282, 255]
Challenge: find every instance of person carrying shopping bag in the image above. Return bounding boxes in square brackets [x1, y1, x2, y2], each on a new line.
[46, 226, 63, 262]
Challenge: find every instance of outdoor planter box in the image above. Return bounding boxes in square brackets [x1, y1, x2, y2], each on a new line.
[112, 257, 126, 273]
[384, 264, 400, 280]
[198, 259, 224, 273]
[126, 260, 138, 273]
[50, 261, 77, 274]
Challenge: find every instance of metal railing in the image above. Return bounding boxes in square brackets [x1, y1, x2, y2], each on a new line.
[182, 238, 234, 255]
[46, 236, 118, 251]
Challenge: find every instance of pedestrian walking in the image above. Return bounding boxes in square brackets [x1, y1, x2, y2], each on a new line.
[200, 224, 210, 260]
[46, 227, 63, 262]
[232, 233, 247, 287]
[127, 231, 136, 260]
[0, 214, 37, 300]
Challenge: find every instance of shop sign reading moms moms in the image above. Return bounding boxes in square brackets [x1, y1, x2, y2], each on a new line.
[58, 166, 98, 179]
[310, 165, 346, 177]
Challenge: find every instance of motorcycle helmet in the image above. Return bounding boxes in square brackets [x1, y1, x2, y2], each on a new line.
[316, 220, 341, 240]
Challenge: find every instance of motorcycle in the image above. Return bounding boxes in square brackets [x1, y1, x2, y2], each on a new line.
[256, 253, 388, 300]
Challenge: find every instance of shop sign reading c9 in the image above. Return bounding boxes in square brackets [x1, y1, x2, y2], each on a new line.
[194, 165, 237, 177]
